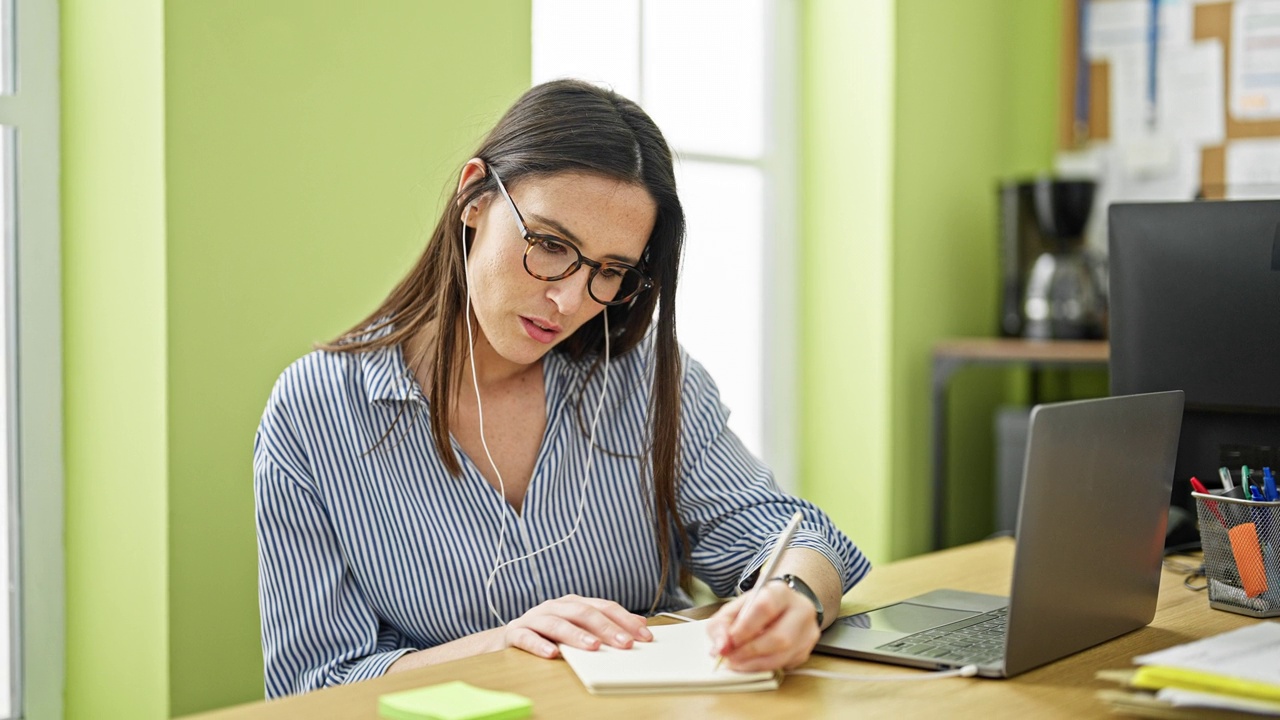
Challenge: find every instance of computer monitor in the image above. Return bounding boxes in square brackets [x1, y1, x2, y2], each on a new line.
[1109, 199, 1280, 540]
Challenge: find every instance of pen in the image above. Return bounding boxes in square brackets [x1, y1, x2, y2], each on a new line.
[1244, 465, 1254, 493]
[1245, 484, 1274, 567]
[713, 511, 804, 670]
[1191, 477, 1229, 529]
[1265, 468, 1277, 502]
[1219, 466, 1235, 491]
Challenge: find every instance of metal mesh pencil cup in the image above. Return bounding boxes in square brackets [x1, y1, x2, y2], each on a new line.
[1193, 490, 1280, 618]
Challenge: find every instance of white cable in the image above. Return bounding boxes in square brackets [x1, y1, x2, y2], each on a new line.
[788, 665, 979, 681]
[460, 209, 613, 626]
[483, 310, 610, 624]
[460, 220, 516, 624]
[653, 611, 697, 623]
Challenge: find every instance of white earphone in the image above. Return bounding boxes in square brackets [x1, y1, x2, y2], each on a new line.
[459, 198, 613, 626]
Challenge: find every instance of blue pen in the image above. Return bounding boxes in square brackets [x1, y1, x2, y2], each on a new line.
[1251, 481, 1276, 562]
[1251, 485, 1265, 502]
[1266, 468, 1278, 502]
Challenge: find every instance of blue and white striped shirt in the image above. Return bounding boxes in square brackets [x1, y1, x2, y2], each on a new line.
[254, 333, 870, 698]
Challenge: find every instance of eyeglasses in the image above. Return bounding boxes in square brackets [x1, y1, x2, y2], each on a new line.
[489, 167, 653, 306]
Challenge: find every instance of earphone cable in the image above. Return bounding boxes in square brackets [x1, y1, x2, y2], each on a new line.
[788, 665, 980, 681]
[461, 213, 612, 626]
[460, 221, 516, 624]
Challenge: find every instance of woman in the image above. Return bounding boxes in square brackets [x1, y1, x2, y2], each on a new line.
[254, 79, 870, 698]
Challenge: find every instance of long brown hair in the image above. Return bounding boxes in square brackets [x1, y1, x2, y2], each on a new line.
[322, 80, 688, 609]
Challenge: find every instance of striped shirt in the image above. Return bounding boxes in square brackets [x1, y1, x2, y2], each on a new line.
[253, 332, 870, 698]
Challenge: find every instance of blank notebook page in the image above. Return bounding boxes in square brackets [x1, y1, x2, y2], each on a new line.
[558, 619, 778, 694]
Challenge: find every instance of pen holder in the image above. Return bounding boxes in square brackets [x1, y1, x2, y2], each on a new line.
[1193, 490, 1280, 618]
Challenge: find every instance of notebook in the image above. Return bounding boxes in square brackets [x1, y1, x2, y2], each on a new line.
[559, 619, 780, 695]
[815, 391, 1185, 678]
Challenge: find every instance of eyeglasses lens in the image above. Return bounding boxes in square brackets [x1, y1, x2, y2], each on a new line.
[526, 238, 645, 305]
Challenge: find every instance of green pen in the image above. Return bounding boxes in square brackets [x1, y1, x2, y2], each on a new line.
[1243, 465, 1253, 491]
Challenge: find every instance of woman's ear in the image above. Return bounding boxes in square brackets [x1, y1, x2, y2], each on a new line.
[461, 203, 480, 228]
[456, 158, 488, 203]
[456, 158, 489, 228]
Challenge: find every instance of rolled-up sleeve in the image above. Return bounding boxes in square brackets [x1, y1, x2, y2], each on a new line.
[674, 354, 871, 598]
[254, 387, 415, 699]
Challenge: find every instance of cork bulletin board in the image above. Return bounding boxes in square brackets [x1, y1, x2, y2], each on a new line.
[1060, 0, 1280, 199]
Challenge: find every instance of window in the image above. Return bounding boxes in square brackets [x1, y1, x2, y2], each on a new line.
[0, 0, 64, 716]
[532, 0, 798, 486]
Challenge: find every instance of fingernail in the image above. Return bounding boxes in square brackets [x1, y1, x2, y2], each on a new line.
[639, 627, 653, 641]
[615, 633, 631, 645]
[583, 635, 598, 647]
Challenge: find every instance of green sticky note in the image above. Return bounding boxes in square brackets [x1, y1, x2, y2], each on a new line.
[377, 681, 532, 720]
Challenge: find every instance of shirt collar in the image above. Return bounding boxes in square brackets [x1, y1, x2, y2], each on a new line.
[360, 343, 425, 407]
[350, 320, 425, 407]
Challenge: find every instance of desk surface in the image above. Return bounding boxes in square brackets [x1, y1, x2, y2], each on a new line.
[186, 539, 1251, 720]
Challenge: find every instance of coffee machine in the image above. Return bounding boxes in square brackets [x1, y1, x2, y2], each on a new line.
[997, 178, 1107, 339]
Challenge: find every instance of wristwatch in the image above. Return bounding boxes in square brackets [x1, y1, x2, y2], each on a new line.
[771, 573, 824, 627]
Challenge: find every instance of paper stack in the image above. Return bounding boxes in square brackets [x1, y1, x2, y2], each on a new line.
[1096, 622, 1280, 718]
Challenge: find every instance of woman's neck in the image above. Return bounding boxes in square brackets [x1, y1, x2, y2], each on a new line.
[465, 331, 542, 389]
[405, 316, 543, 393]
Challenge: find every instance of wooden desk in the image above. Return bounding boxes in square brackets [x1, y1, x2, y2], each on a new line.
[931, 338, 1110, 549]
[183, 538, 1254, 720]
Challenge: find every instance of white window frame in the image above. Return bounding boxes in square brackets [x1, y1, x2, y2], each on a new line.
[0, 0, 64, 717]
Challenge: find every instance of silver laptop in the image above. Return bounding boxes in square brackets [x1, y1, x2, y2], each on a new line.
[815, 391, 1184, 678]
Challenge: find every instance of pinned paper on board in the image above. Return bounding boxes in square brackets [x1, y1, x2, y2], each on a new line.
[1230, 0, 1280, 120]
[1085, 0, 1193, 61]
[1062, 0, 1280, 206]
[1159, 39, 1225, 145]
[1226, 137, 1280, 197]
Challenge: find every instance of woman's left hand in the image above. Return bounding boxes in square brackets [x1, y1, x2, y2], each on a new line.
[704, 579, 821, 672]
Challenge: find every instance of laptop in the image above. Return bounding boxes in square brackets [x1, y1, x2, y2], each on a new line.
[815, 391, 1185, 678]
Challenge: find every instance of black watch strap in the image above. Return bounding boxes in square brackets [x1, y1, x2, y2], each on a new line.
[771, 573, 824, 627]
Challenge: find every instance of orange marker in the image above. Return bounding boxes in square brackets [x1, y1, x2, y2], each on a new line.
[1228, 523, 1268, 598]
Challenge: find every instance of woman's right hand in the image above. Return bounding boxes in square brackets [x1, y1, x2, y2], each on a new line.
[502, 594, 653, 659]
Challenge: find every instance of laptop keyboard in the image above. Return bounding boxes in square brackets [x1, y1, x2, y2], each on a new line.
[875, 607, 1008, 666]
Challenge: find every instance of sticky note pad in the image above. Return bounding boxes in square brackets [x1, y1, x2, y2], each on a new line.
[377, 681, 532, 720]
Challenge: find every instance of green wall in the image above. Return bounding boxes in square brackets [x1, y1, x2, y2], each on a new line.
[801, 1, 1061, 561]
[63, 2, 532, 717]
[63, 0, 168, 718]
[801, 0, 896, 564]
[890, 0, 1061, 555]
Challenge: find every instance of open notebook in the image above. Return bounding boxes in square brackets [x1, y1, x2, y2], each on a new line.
[559, 619, 780, 695]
